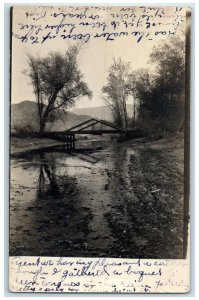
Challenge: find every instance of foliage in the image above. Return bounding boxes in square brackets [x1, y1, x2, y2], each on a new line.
[132, 37, 185, 134]
[24, 46, 92, 133]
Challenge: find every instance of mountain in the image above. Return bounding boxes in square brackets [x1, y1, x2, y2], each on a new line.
[11, 101, 134, 133]
[71, 104, 134, 121]
[11, 100, 91, 133]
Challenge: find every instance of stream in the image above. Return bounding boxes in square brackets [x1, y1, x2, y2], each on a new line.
[10, 140, 184, 258]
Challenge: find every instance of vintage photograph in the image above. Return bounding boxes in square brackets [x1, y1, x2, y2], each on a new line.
[10, 5, 190, 261]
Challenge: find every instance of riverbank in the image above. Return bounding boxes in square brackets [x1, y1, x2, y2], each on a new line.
[10, 134, 183, 156]
[10, 137, 67, 156]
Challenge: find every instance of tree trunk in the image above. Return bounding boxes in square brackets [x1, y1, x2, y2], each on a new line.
[122, 99, 128, 128]
[39, 121, 46, 136]
[38, 89, 60, 136]
[133, 99, 136, 125]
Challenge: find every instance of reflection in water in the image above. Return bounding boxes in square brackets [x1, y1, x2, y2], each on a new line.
[10, 142, 184, 258]
[37, 154, 75, 200]
[38, 164, 60, 199]
[10, 150, 105, 257]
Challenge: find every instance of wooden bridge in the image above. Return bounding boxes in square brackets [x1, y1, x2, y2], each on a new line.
[45, 118, 127, 150]
[65, 118, 127, 134]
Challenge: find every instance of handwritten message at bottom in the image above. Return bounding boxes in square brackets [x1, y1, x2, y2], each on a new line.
[9, 256, 190, 293]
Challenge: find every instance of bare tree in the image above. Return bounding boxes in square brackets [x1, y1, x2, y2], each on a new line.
[24, 46, 92, 134]
[102, 58, 132, 128]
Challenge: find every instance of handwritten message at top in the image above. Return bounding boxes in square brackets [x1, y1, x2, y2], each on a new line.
[12, 6, 186, 45]
[9, 256, 189, 293]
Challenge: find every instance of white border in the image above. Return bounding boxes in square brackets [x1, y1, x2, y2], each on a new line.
[1, 0, 198, 299]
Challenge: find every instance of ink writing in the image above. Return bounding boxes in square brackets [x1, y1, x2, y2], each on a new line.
[12, 6, 186, 45]
[9, 256, 189, 293]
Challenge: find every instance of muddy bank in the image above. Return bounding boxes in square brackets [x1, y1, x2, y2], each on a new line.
[10, 135, 116, 156]
[10, 136, 185, 258]
[10, 137, 67, 156]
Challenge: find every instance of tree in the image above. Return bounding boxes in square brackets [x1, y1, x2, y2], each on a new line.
[127, 69, 151, 124]
[24, 46, 92, 134]
[149, 37, 185, 129]
[132, 37, 185, 132]
[102, 58, 132, 128]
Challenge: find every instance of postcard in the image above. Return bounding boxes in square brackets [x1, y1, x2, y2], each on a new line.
[9, 5, 190, 293]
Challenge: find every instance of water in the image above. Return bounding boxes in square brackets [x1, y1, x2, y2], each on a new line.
[10, 143, 123, 257]
[10, 140, 184, 258]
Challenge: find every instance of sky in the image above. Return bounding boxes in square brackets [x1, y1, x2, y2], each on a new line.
[11, 5, 187, 109]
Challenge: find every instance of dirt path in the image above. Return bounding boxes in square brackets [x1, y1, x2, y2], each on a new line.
[10, 137, 185, 258]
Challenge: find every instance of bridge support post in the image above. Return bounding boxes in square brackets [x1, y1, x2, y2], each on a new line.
[70, 133, 75, 150]
[64, 133, 75, 151]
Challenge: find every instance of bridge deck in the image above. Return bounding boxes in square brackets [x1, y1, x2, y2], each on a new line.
[59, 130, 124, 135]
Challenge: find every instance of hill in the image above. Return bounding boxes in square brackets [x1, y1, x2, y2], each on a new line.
[71, 104, 134, 121]
[11, 100, 91, 133]
[11, 101, 134, 133]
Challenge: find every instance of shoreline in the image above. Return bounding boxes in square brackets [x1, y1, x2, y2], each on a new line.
[10, 137, 69, 156]
[10, 133, 183, 156]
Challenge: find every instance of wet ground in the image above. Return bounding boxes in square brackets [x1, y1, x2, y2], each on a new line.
[10, 137, 185, 258]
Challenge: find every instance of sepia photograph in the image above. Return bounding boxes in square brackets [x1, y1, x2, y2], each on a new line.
[10, 5, 190, 264]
